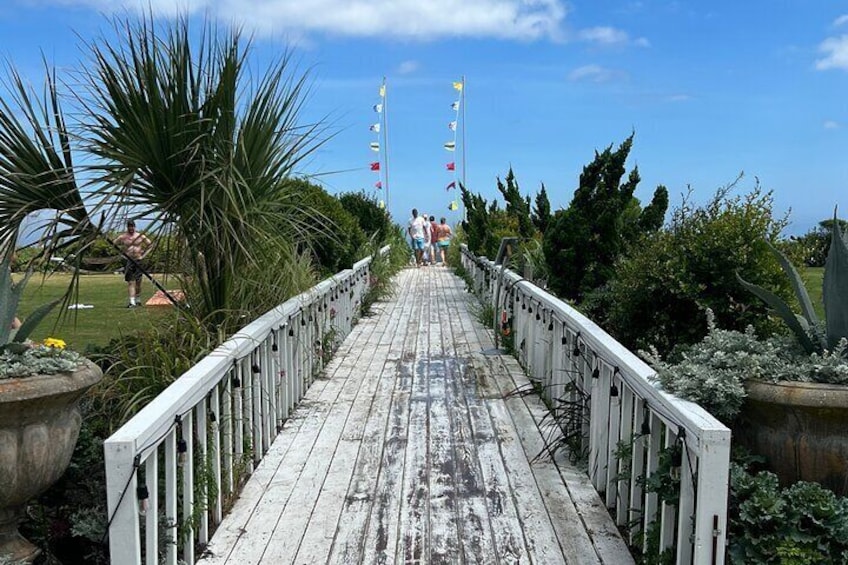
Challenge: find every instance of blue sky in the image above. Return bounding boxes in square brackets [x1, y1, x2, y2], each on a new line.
[1, 0, 846, 235]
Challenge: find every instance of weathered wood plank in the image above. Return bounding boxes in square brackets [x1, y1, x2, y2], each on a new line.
[197, 267, 634, 565]
[259, 320, 381, 563]
[204, 308, 382, 564]
[328, 271, 415, 563]
[438, 281, 498, 565]
[361, 270, 423, 565]
[395, 283, 431, 564]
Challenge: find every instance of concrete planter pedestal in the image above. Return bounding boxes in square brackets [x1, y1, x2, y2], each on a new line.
[737, 379, 848, 495]
[0, 361, 102, 564]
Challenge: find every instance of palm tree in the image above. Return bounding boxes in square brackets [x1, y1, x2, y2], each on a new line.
[0, 15, 327, 331]
[0, 65, 96, 260]
[80, 16, 327, 327]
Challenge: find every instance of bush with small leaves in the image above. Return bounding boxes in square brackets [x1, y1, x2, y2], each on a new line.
[603, 183, 791, 355]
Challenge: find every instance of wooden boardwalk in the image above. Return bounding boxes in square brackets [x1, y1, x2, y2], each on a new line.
[198, 266, 633, 565]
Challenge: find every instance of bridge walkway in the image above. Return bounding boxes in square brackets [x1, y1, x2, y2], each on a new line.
[199, 266, 633, 565]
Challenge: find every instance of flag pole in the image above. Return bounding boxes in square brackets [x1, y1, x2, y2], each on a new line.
[460, 75, 467, 222]
[382, 76, 391, 212]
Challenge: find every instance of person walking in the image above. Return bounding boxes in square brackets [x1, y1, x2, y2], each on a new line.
[115, 219, 152, 307]
[407, 208, 428, 267]
[429, 215, 439, 264]
[421, 211, 432, 265]
[436, 217, 452, 266]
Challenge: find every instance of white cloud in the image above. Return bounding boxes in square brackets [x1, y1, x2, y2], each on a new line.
[568, 64, 623, 83]
[577, 26, 627, 45]
[824, 120, 841, 129]
[68, 0, 569, 41]
[577, 26, 648, 47]
[397, 60, 419, 74]
[816, 34, 848, 71]
[664, 94, 691, 102]
[834, 14, 848, 27]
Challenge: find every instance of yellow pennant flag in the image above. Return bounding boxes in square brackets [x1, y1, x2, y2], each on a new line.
[379, 84, 386, 98]
[452, 81, 463, 92]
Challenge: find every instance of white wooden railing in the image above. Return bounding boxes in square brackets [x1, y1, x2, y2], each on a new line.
[104, 248, 388, 565]
[461, 245, 731, 565]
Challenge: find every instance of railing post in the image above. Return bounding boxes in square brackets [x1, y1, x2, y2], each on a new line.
[464, 246, 730, 563]
[105, 439, 141, 565]
[692, 429, 730, 564]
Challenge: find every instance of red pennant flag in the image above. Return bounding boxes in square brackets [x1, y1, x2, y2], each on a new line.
[370, 162, 380, 171]
[446, 162, 455, 171]
[446, 181, 456, 191]
[375, 181, 382, 189]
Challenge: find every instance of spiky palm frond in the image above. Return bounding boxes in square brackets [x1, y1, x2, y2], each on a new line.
[0, 63, 95, 254]
[79, 15, 327, 325]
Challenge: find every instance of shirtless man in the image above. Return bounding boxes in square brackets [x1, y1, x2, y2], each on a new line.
[114, 219, 152, 308]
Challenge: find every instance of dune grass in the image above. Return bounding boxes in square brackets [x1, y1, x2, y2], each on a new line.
[16, 273, 180, 351]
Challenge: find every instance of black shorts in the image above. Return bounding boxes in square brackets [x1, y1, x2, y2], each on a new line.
[124, 260, 144, 283]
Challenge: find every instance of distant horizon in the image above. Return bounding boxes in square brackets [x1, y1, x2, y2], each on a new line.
[1, 1, 845, 240]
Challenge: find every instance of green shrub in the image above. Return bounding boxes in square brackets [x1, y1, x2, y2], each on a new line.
[543, 134, 668, 301]
[601, 183, 790, 355]
[288, 179, 367, 275]
[338, 190, 392, 242]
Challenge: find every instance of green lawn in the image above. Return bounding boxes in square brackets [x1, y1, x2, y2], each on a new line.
[14, 267, 828, 353]
[802, 267, 824, 320]
[15, 273, 179, 351]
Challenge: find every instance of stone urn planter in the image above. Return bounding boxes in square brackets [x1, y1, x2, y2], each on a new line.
[0, 360, 103, 564]
[735, 379, 848, 496]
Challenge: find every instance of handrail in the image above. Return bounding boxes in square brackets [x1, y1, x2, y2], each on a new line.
[461, 244, 730, 565]
[104, 246, 389, 565]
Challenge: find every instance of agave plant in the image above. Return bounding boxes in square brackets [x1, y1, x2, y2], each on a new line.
[0, 244, 62, 354]
[738, 213, 848, 354]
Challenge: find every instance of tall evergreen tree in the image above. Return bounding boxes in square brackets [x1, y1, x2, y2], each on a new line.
[496, 167, 534, 240]
[638, 185, 669, 233]
[460, 182, 491, 256]
[543, 134, 667, 300]
[532, 183, 551, 235]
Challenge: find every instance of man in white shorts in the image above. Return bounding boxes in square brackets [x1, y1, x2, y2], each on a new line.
[407, 208, 428, 267]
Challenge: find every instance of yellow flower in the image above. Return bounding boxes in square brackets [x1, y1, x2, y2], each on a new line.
[43, 337, 66, 349]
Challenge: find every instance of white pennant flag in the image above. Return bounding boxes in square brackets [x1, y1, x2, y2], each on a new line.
[448, 121, 457, 131]
[369, 123, 381, 133]
[370, 142, 380, 152]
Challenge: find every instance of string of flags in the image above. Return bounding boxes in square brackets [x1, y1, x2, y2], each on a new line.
[363, 77, 463, 214]
[445, 78, 463, 212]
[369, 80, 387, 209]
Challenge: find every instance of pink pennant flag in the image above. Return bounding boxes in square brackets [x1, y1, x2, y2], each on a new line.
[370, 162, 380, 171]
[446, 162, 455, 171]
[375, 181, 382, 189]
